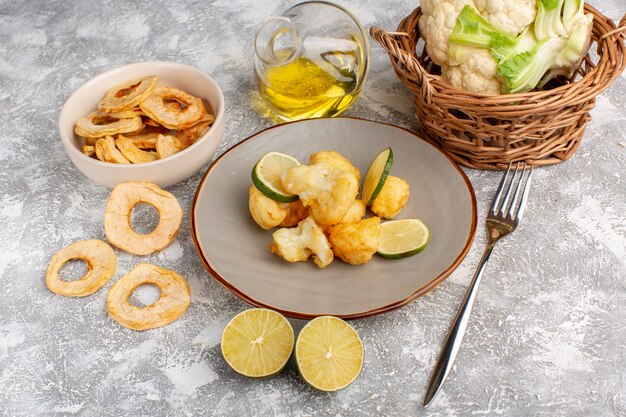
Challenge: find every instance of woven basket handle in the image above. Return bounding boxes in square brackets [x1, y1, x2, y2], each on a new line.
[370, 30, 435, 103]
[594, 11, 626, 93]
[600, 12, 626, 40]
[369, 28, 422, 77]
[370, 8, 434, 100]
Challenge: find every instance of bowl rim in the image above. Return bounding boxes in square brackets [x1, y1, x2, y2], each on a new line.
[58, 60, 226, 170]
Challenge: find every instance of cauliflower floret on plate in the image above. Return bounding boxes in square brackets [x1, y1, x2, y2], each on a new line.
[281, 163, 359, 227]
[309, 150, 361, 183]
[328, 217, 381, 265]
[370, 176, 410, 220]
[248, 186, 308, 230]
[340, 199, 366, 225]
[270, 216, 334, 268]
[280, 199, 309, 228]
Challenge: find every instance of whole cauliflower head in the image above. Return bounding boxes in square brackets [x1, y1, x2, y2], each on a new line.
[474, 0, 536, 35]
[281, 163, 358, 227]
[442, 49, 502, 94]
[419, 0, 536, 93]
[248, 186, 308, 230]
[328, 217, 381, 265]
[370, 176, 410, 220]
[419, 0, 475, 66]
[270, 216, 334, 268]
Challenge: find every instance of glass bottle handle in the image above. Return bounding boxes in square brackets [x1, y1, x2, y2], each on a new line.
[254, 17, 301, 66]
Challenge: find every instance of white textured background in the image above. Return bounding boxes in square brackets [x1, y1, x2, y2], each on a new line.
[0, 1, 624, 416]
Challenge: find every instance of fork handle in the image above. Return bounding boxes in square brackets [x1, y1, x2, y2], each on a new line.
[423, 243, 496, 406]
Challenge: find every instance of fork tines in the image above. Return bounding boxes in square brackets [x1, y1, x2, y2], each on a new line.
[490, 162, 533, 221]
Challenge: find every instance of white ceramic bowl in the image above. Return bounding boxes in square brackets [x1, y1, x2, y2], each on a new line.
[59, 61, 225, 188]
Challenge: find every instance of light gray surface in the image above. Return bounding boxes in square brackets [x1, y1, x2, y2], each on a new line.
[0, 1, 624, 416]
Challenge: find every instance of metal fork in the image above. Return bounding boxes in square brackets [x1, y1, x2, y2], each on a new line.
[423, 162, 533, 407]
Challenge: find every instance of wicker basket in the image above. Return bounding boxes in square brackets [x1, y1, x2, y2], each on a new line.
[370, 5, 625, 169]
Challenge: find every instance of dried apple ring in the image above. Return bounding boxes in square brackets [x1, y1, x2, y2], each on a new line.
[75, 112, 143, 138]
[123, 121, 147, 136]
[46, 239, 116, 297]
[95, 136, 131, 164]
[98, 76, 158, 112]
[156, 134, 185, 159]
[106, 263, 190, 331]
[103, 106, 143, 119]
[139, 87, 205, 129]
[127, 133, 160, 149]
[83, 136, 98, 146]
[82, 145, 95, 157]
[143, 117, 161, 127]
[176, 113, 215, 146]
[115, 136, 158, 163]
[104, 182, 182, 255]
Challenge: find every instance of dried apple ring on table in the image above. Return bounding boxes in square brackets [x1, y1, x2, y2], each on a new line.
[104, 182, 183, 255]
[95, 136, 130, 163]
[176, 113, 215, 146]
[98, 76, 157, 112]
[115, 136, 158, 163]
[106, 263, 190, 331]
[75, 112, 143, 138]
[46, 239, 116, 297]
[139, 86, 205, 129]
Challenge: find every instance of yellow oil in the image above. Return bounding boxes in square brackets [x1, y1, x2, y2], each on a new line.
[256, 52, 361, 121]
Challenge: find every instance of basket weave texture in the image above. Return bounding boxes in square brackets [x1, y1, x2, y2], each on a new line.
[371, 5, 625, 170]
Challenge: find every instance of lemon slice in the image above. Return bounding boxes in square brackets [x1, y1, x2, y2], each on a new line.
[295, 316, 364, 392]
[221, 308, 295, 378]
[362, 147, 393, 206]
[377, 218, 430, 259]
[252, 152, 301, 203]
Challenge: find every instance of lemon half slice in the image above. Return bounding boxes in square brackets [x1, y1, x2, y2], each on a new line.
[377, 218, 430, 259]
[251, 152, 300, 202]
[221, 308, 295, 378]
[362, 147, 393, 206]
[295, 316, 364, 391]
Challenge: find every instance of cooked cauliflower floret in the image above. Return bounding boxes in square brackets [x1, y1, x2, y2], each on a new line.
[280, 199, 309, 228]
[281, 163, 359, 226]
[269, 216, 334, 268]
[328, 217, 381, 265]
[248, 186, 308, 230]
[340, 199, 366, 224]
[370, 176, 410, 219]
[309, 150, 361, 183]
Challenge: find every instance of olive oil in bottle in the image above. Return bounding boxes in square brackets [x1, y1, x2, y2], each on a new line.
[256, 51, 361, 121]
[253, 4, 369, 122]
